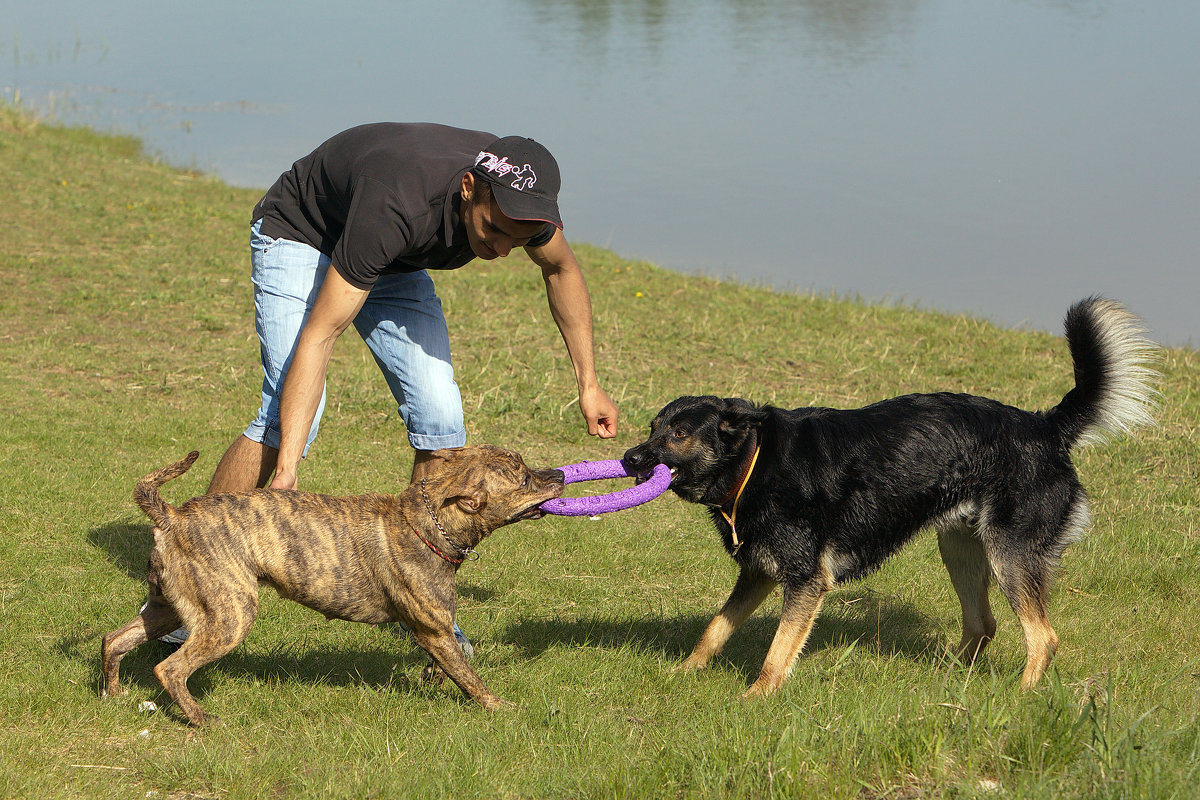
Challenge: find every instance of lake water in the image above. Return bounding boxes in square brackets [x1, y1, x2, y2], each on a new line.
[5, 0, 1197, 346]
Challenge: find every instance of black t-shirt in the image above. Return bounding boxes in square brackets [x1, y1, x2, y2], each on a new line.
[252, 122, 556, 290]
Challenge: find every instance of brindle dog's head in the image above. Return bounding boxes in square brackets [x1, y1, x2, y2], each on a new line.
[415, 446, 564, 545]
[623, 396, 767, 505]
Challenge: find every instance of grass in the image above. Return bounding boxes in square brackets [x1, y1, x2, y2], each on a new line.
[1, 103, 1198, 799]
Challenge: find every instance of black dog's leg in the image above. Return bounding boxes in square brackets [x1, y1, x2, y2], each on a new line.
[991, 547, 1059, 690]
[743, 571, 832, 698]
[678, 568, 776, 673]
[937, 521, 997, 664]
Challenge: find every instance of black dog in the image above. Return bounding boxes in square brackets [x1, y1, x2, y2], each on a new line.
[624, 297, 1158, 696]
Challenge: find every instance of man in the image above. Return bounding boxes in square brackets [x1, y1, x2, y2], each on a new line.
[158, 124, 618, 652]
[208, 123, 618, 495]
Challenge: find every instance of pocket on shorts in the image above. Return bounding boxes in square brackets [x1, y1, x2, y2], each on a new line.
[250, 219, 282, 255]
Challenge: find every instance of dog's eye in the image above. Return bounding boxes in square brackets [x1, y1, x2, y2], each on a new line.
[521, 474, 530, 489]
[673, 428, 689, 440]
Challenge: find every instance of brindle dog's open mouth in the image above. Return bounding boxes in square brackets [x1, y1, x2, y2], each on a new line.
[514, 469, 565, 522]
[513, 503, 549, 522]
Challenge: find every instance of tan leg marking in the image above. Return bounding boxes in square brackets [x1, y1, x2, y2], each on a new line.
[1013, 593, 1058, 690]
[937, 523, 997, 663]
[743, 571, 832, 698]
[678, 570, 776, 672]
[992, 556, 1058, 691]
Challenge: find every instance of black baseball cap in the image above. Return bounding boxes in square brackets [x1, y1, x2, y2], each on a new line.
[471, 136, 563, 230]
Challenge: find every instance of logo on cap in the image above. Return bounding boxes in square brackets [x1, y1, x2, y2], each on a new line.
[474, 151, 537, 192]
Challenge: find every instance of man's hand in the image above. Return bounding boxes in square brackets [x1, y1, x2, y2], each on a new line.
[272, 267, 369, 492]
[269, 467, 299, 491]
[528, 231, 620, 440]
[581, 384, 619, 438]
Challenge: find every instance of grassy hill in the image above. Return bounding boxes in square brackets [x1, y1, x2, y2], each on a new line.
[2, 104, 1197, 799]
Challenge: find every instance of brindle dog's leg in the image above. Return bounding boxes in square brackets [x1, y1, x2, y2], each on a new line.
[101, 545, 184, 697]
[937, 521, 997, 664]
[743, 571, 832, 698]
[153, 587, 259, 726]
[101, 595, 183, 697]
[678, 568, 776, 673]
[412, 628, 511, 710]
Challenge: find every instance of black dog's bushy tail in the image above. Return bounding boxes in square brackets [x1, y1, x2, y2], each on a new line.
[1047, 297, 1160, 449]
[134, 451, 200, 529]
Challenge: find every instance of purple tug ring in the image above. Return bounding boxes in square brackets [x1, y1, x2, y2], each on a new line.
[540, 460, 672, 517]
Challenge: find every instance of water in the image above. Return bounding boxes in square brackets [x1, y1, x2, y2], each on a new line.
[5, 0, 1197, 346]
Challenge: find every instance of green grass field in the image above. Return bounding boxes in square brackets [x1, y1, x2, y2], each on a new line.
[2, 104, 1198, 799]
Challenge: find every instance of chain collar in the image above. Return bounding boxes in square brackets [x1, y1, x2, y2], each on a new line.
[416, 479, 477, 564]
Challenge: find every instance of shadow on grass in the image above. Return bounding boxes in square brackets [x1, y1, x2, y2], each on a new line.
[66, 625, 457, 723]
[502, 591, 946, 682]
[89, 519, 153, 581]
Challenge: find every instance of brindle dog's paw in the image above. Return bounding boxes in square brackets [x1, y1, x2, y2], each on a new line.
[183, 710, 221, 728]
[419, 659, 448, 687]
[479, 696, 516, 711]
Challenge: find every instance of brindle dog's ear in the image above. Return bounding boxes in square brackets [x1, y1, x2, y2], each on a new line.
[718, 398, 767, 437]
[454, 490, 488, 514]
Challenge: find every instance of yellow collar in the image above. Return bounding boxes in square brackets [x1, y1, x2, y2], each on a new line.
[719, 442, 761, 557]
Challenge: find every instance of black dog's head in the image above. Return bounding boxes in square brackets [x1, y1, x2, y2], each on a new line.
[623, 395, 767, 505]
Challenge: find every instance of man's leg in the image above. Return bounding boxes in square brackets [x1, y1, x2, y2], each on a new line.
[351, 269, 466, 476]
[411, 449, 439, 482]
[161, 222, 325, 646]
[353, 270, 470, 653]
[207, 435, 279, 494]
[210, 220, 329, 491]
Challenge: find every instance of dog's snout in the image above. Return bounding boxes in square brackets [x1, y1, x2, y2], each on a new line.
[623, 446, 651, 471]
[533, 468, 565, 494]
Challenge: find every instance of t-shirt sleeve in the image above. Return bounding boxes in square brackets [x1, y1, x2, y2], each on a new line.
[527, 223, 556, 249]
[330, 176, 414, 290]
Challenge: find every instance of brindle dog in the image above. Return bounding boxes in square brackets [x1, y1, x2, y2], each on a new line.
[101, 446, 563, 725]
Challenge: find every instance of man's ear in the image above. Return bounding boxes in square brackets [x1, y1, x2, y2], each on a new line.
[461, 171, 477, 203]
[454, 490, 488, 515]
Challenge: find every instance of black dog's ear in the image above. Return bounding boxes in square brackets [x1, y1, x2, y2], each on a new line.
[718, 398, 767, 436]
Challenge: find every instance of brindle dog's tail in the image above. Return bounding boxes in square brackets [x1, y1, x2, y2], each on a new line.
[134, 451, 200, 529]
[1047, 297, 1160, 449]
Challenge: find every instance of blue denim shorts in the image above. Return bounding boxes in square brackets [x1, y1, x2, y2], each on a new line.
[244, 220, 466, 454]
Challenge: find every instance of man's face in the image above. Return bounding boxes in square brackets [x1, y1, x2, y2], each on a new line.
[461, 173, 547, 260]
